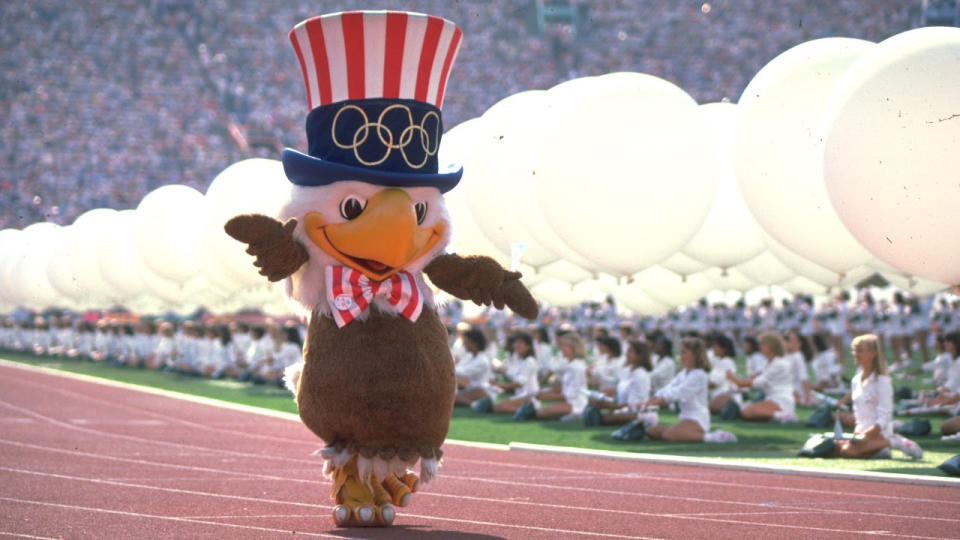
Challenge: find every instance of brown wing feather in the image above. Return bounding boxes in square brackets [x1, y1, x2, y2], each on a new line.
[424, 253, 538, 320]
[224, 213, 309, 281]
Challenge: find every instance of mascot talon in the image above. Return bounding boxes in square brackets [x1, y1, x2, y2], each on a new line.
[227, 10, 537, 529]
[383, 474, 413, 506]
[401, 472, 420, 493]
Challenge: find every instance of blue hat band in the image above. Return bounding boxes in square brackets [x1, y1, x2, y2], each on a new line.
[306, 98, 443, 177]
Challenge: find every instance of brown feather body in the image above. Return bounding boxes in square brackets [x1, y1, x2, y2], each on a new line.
[297, 306, 455, 461]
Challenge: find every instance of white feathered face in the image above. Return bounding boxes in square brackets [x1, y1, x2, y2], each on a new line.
[279, 181, 451, 281]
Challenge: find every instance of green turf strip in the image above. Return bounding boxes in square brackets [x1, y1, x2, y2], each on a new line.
[3, 351, 957, 478]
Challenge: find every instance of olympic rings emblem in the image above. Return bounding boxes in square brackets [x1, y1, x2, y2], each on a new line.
[331, 104, 440, 169]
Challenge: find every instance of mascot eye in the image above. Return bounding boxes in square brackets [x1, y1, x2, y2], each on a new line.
[339, 196, 366, 220]
[415, 201, 428, 225]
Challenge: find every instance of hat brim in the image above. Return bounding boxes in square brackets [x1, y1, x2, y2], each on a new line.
[282, 148, 462, 193]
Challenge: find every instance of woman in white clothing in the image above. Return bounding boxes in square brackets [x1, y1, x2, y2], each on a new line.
[589, 336, 625, 395]
[784, 329, 813, 406]
[810, 333, 842, 392]
[515, 332, 589, 421]
[649, 336, 676, 393]
[834, 334, 922, 459]
[591, 340, 653, 425]
[707, 334, 740, 415]
[477, 332, 540, 414]
[454, 327, 494, 406]
[727, 332, 796, 423]
[743, 336, 767, 378]
[639, 337, 711, 442]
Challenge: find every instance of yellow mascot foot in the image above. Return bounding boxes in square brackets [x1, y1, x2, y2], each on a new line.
[330, 457, 396, 527]
[382, 474, 412, 507]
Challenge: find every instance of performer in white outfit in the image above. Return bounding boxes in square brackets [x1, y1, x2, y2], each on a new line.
[707, 335, 741, 414]
[453, 327, 494, 406]
[480, 332, 542, 415]
[587, 340, 653, 426]
[727, 332, 797, 423]
[520, 332, 589, 421]
[835, 334, 922, 459]
[640, 337, 711, 442]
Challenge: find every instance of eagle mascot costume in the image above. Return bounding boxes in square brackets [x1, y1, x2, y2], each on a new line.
[225, 10, 538, 528]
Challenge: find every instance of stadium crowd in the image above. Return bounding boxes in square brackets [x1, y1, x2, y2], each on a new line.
[2, 1, 920, 230]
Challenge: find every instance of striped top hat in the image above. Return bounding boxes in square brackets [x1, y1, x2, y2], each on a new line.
[282, 10, 464, 192]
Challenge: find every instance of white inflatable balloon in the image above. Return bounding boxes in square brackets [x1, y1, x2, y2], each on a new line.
[701, 267, 758, 293]
[611, 283, 670, 315]
[660, 253, 708, 278]
[823, 27, 960, 285]
[444, 176, 511, 267]
[11, 223, 63, 310]
[764, 232, 844, 288]
[779, 275, 830, 296]
[736, 37, 876, 273]
[736, 251, 795, 286]
[634, 266, 714, 309]
[683, 102, 766, 268]
[136, 184, 207, 283]
[48, 208, 120, 308]
[498, 79, 604, 273]
[97, 210, 147, 301]
[463, 91, 560, 268]
[535, 72, 716, 276]
[538, 259, 594, 285]
[203, 158, 291, 289]
[531, 278, 592, 307]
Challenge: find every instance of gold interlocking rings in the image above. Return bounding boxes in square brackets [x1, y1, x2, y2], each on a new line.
[331, 104, 440, 169]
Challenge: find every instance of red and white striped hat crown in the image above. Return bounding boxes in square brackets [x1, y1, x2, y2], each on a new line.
[289, 10, 462, 111]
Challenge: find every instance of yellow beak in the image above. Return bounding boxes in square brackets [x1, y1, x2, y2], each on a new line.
[303, 188, 445, 281]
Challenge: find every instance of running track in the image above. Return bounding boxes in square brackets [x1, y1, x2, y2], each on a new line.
[1, 360, 958, 539]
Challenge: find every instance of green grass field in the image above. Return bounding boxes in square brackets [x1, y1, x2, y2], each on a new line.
[4, 351, 958, 478]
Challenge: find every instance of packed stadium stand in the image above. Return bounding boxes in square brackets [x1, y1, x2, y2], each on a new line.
[1, 1, 922, 230]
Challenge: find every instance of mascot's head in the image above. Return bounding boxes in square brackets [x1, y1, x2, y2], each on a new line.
[277, 10, 463, 312]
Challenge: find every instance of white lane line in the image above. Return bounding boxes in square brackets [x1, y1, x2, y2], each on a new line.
[3, 371, 310, 446]
[452, 454, 960, 505]
[0, 496, 339, 538]
[0, 397, 321, 465]
[0, 467, 651, 539]
[0, 531, 60, 540]
[4, 435, 957, 537]
[657, 513, 950, 540]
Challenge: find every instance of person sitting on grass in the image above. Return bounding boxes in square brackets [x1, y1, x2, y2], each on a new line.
[726, 332, 797, 423]
[586, 339, 653, 426]
[513, 332, 589, 421]
[649, 335, 676, 393]
[472, 331, 540, 414]
[454, 327, 495, 407]
[833, 334, 923, 459]
[899, 331, 960, 416]
[784, 328, 814, 406]
[707, 334, 740, 415]
[635, 337, 711, 442]
[588, 336, 625, 397]
[743, 335, 767, 378]
[810, 332, 842, 392]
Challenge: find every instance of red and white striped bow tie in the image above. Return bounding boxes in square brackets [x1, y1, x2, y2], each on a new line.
[325, 266, 424, 328]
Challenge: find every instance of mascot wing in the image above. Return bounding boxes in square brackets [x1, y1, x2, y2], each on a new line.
[424, 253, 539, 320]
[224, 214, 309, 282]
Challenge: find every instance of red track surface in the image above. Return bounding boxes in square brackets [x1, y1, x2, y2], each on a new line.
[1, 361, 958, 539]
